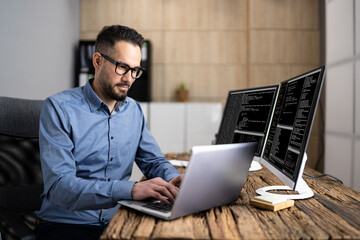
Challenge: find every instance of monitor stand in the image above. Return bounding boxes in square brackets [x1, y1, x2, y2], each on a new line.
[255, 178, 313, 200]
[249, 160, 262, 172]
[249, 156, 262, 172]
[255, 153, 314, 200]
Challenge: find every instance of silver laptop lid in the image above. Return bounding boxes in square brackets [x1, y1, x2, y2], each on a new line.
[170, 142, 257, 219]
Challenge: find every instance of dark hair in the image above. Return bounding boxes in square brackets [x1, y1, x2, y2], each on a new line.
[95, 25, 144, 54]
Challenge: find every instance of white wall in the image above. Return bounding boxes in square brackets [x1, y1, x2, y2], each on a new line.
[325, 0, 360, 191]
[0, 0, 80, 100]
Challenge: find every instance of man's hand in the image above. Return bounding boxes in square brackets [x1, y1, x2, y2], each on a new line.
[169, 174, 184, 188]
[131, 177, 179, 204]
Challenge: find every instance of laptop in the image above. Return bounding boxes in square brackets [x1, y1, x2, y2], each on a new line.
[119, 142, 257, 220]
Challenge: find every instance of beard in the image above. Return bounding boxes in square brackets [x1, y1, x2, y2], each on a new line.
[99, 76, 130, 102]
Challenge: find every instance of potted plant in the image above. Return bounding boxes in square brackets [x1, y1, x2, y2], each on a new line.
[175, 82, 189, 102]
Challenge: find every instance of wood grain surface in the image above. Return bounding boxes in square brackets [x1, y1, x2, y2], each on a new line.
[101, 153, 360, 240]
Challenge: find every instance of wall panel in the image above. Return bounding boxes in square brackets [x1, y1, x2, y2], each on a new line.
[81, 0, 164, 32]
[163, 0, 210, 30]
[163, 0, 247, 30]
[326, 0, 354, 63]
[248, 65, 318, 87]
[131, 0, 163, 30]
[356, 59, 360, 134]
[81, 0, 134, 32]
[325, 134, 352, 187]
[249, 0, 318, 29]
[164, 31, 247, 64]
[325, 0, 359, 191]
[355, 139, 360, 190]
[325, 63, 353, 134]
[163, 64, 247, 101]
[357, 0, 360, 54]
[249, 31, 319, 64]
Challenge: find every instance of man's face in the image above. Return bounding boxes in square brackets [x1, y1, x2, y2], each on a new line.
[95, 41, 142, 102]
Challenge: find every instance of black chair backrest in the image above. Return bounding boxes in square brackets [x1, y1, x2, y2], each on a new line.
[0, 97, 43, 138]
[0, 97, 45, 239]
[0, 97, 44, 186]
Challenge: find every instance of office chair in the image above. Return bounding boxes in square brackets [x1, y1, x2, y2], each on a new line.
[0, 97, 44, 240]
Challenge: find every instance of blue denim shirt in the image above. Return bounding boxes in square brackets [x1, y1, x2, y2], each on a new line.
[36, 79, 180, 225]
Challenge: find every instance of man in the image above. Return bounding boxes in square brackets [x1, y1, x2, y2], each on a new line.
[35, 25, 183, 240]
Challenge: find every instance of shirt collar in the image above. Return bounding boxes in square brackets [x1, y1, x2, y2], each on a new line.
[113, 100, 127, 112]
[83, 79, 127, 113]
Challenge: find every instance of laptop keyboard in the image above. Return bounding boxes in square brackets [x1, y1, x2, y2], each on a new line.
[142, 201, 173, 213]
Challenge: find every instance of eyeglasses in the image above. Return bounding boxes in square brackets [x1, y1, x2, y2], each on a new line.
[100, 53, 145, 79]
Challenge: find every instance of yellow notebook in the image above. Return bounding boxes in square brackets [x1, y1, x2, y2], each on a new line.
[250, 194, 294, 211]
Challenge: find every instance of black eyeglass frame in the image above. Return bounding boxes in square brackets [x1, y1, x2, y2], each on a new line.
[100, 53, 145, 79]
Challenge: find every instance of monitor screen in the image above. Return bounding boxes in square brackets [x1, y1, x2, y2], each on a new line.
[261, 66, 326, 194]
[216, 85, 279, 159]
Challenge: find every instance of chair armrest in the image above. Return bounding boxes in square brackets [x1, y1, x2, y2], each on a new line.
[0, 184, 43, 211]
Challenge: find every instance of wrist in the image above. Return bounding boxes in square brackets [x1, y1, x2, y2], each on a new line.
[131, 182, 138, 199]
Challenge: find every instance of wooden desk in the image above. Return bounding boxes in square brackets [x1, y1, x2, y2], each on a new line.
[101, 153, 360, 240]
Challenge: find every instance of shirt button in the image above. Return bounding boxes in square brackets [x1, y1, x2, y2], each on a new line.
[110, 158, 113, 161]
[111, 136, 114, 140]
[107, 178, 110, 181]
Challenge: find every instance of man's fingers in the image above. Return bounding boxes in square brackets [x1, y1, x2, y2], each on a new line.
[150, 184, 174, 203]
[131, 178, 179, 204]
[169, 174, 184, 187]
[166, 184, 179, 200]
[153, 177, 179, 200]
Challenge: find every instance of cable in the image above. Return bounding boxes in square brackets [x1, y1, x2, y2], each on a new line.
[303, 172, 343, 184]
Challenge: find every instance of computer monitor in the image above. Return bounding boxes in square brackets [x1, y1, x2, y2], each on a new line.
[216, 85, 279, 171]
[257, 66, 326, 200]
